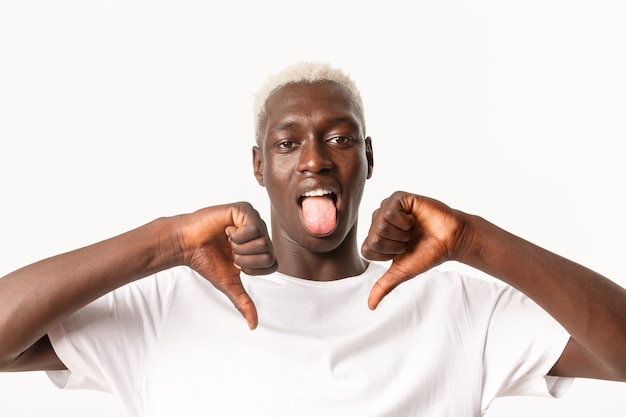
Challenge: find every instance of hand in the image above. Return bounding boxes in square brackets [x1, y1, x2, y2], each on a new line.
[178, 202, 277, 329]
[361, 192, 465, 309]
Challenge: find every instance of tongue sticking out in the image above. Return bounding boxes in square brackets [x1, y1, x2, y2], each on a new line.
[301, 196, 337, 235]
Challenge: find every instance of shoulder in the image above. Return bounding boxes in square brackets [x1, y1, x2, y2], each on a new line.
[396, 266, 509, 299]
[376, 265, 518, 323]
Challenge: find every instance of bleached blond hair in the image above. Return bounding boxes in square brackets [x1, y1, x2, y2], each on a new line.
[253, 62, 365, 145]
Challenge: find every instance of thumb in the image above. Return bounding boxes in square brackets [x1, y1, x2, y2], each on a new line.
[367, 262, 410, 310]
[368, 253, 433, 310]
[199, 227, 259, 330]
[219, 276, 259, 330]
[231, 287, 259, 330]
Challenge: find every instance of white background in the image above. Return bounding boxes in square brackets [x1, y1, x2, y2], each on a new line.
[1, 0, 625, 415]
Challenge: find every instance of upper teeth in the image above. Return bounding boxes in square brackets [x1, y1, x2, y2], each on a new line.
[303, 189, 332, 197]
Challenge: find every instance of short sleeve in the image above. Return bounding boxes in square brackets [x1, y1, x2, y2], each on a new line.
[46, 267, 180, 402]
[479, 282, 573, 407]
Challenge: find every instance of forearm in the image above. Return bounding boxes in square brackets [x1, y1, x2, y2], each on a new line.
[0, 216, 182, 364]
[458, 213, 626, 376]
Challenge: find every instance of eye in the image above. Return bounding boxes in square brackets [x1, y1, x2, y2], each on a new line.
[276, 140, 295, 150]
[327, 136, 355, 146]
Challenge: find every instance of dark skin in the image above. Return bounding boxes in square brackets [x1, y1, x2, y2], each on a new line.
[252, 82, 373, 280]
[1, 82, 625, 389]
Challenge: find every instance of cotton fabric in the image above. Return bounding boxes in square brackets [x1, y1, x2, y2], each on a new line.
[47, 262, 572, 416]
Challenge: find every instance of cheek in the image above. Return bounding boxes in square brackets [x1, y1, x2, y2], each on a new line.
[264, 161, 281, 181]
[263, 162, 292, 194]
[345, 167, 368, 207]
[344, 158, 369, 188]
[265, 153, 297, 177]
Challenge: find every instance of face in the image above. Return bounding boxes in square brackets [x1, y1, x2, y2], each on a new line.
[253, 81, 373, 254]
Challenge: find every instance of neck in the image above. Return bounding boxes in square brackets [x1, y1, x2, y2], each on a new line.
[272, 226, 368, 281]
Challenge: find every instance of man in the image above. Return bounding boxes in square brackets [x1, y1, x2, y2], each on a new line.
[0, 62, 625, 416]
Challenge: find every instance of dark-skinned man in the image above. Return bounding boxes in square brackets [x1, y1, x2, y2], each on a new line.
[1, 62, 625, 416]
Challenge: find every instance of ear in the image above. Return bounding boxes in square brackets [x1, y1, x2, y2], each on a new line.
[252, 146, 265, 186]
[365, 137, 374, 179]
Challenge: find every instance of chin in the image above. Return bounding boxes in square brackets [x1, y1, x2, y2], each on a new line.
[300, 226, 354, 254]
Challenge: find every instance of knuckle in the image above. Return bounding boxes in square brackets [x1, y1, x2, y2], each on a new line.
[382, 207, 397, 222]
[260, 235, 273, 248]
[376, 221, 390, 235]
[231, 253, 242, 265]
[247, 222, 263, 237]
[258, 252, 276, 268]
[367, 234, 383, 249]
[237, 201, 254, 211]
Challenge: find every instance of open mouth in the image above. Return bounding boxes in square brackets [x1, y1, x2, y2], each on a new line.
[299, 189, 337, 235]
[298, 189, 337, 205]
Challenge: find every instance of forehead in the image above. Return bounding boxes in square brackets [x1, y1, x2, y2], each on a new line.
[264, 81, 363, 134]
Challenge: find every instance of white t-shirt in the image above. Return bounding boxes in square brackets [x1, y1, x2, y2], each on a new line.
[47, 262, 572, 416]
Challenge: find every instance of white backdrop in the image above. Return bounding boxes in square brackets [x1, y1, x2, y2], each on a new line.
[1, 1, 625, 415]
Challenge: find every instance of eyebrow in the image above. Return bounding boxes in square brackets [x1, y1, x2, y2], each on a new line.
[270, 120, 300, 133]
[270, 117, 360, 133]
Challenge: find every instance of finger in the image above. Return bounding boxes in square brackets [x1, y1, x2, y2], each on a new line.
[227, 227, 277, 274]
[233, 252, 278, 275]
[361, 236, 407, 261]
[367, 261, 413, 310]
[239, 265, 279, 277]
[229, 234, 274, 256]
[226, 220, 268, 245]
[378, 200, 416, 232]
[362, 219, 414, 261]
[368, 271, 403, 310]
[218, 278, 259, 330]
[371, 218, 414, 243]
[194, 255, 260, 330]
[368, 241, 446, 309]
[368, 277, 392, 310]
[235, 292, 259, 330]
[363, 199, 416, 249]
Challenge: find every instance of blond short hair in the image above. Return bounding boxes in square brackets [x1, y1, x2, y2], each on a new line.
[253, 62, 365, 145]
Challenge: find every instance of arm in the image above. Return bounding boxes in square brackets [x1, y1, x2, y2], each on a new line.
[0, 202, 276, 371]
[361, 191, 626, 381]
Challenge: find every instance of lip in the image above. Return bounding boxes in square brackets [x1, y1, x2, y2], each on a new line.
[296, 180, 341, 206]
[297, 188, 338, 206]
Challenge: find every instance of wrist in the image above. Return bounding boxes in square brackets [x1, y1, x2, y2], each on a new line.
[150, 215, 188, 270]
[451, 211, 486, 266]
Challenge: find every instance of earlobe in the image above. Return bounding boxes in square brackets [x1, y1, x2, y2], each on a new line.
[365, 137, 374, 179]
[252, 146, 265, 186]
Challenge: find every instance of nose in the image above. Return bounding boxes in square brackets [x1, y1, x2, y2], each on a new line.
[297, 140, 333, 173]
